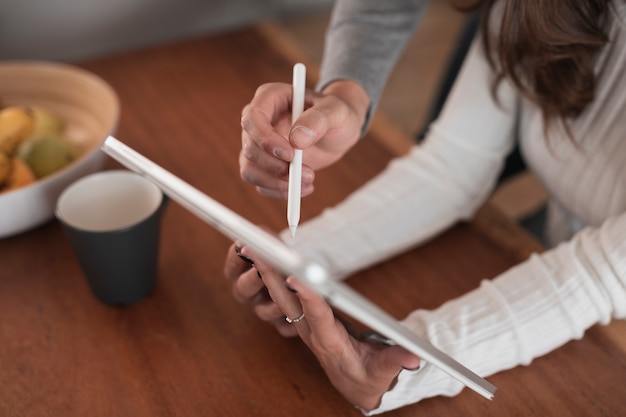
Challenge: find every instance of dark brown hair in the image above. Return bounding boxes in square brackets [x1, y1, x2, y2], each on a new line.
[480, 0, 611, 129]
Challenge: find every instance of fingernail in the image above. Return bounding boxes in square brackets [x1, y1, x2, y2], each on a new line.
[235, 246, 254, 265]
[285, 283, 298, 293]
[273, 147, 289, 161]
[291, 126, 315, 148]
[301, 168, 314, 183]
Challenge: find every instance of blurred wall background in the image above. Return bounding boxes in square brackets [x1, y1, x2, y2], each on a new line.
[0, 0, 333, 61]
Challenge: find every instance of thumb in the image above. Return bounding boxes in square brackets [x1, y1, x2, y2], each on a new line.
[369, 345, 422, 379]
[289, 124, 317, 149]
[289, 101, 328, 149]
[367, 346, 420, 379]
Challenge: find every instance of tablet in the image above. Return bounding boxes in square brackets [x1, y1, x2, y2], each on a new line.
[101, 135, 497, 400]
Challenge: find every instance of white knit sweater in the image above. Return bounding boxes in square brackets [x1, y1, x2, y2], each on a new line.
[281, 2, 626, 414]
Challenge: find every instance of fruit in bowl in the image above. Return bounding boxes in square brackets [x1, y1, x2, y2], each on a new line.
[0, 61, 119, 239]
[0, 105, 79, 192]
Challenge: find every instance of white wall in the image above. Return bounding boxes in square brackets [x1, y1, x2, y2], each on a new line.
[0, 0, 332, 62]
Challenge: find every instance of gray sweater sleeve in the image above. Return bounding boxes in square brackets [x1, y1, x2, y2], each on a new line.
[316, 0, 429, 133]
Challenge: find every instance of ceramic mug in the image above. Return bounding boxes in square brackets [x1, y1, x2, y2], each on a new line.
[56, 170, 167, 305]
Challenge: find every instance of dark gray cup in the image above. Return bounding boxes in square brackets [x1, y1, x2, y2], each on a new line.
[56, 170, 167, 305]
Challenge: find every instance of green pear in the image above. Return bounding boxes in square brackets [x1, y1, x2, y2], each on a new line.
[19, 135, 78, 178]
[29, 107, 66, 139]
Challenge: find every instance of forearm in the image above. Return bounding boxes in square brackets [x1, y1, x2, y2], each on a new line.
[280, 137, 504, 279]
[367, 212, 626, 414]
[317, 0, 428, 132]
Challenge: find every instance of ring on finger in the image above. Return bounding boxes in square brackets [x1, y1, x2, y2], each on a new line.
[285, 312, 305, 324]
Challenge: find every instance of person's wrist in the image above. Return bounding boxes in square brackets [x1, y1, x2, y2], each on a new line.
[322, 80, 370, 133]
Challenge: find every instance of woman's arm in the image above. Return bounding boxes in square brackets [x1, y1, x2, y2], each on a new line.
[368, 210, 626, 414]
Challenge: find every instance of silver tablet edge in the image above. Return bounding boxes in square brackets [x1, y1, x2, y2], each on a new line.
[101, 135, 496, 400]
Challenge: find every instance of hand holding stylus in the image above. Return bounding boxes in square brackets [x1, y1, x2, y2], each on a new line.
[238, 71, 368, 200]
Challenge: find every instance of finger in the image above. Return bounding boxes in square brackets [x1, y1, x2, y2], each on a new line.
[238, 152, 315, 190]
[240, 136, 290, 181]
[231, 268, 266, 304]
[254, 302, 301, 337]
[273, 320, 300, 338]
[259, 269, 302, 321]
[256, 180, 314, 200]
[253, 299, 285, 323]
[370, 345, 422, 376]
[245, 83, 291, 128]
[252, 294, 299, 337]
[223, 243, 252, 282]
[242, 247, 303, 322]
[240, 156, 290, 198]
[285, 276, 339, 346]
[241, 83, 295, 162]
[256, 312, 302, 338]
[240, 140, 315, 199]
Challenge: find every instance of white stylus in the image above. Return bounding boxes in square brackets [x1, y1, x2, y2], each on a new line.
[287, 63, 306, 238]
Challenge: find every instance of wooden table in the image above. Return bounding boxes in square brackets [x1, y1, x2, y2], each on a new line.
[1, 24, 624, 416]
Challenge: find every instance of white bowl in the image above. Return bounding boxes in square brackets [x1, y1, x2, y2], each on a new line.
[0, 61, 119, 239]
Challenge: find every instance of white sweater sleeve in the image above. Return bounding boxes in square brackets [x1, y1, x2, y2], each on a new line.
[366, 212, 626, 414]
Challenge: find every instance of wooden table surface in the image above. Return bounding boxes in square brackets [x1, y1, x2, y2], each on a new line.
[1, 24, 625, 416]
